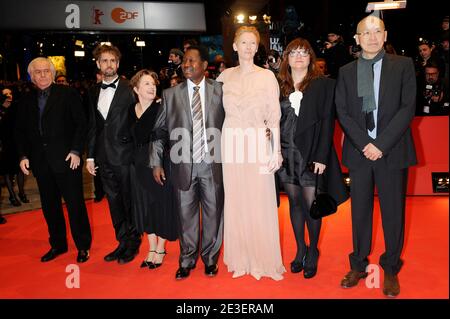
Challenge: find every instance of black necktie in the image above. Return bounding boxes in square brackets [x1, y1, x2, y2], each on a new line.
[366, 111, 375, 132]
[366, 65, 376, 132]
[101, 78, 119, 90]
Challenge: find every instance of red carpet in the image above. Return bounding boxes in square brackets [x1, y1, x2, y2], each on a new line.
[0, 195, 448, 299]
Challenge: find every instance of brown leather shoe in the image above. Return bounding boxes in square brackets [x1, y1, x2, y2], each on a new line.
[340, 270, 368, 288]
[383, 274, 400, 298]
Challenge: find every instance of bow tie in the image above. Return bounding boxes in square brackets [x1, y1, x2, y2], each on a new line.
[101, 78, 119, 90]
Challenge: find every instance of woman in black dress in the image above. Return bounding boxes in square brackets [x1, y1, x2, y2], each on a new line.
[277, 38, 349, 278]
[129, 70, 177, 269]
[0, 86, 29, 207]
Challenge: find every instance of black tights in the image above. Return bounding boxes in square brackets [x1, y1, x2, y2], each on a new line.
[3, 172, 26, 198]
[284, 182, 321, 264]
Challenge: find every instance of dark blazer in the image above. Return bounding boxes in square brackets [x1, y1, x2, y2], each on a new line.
[293, 77, 348, 204]
[335, 54, 417, 170]
[150, 78, 225, 191]
[87, 79, 135, 166]
[15, 84, 86, 176]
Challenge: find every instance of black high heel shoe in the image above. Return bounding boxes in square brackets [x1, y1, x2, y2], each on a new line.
[303, 248, 319, 279]
[149, 250, 166, 269]
[18, 193, 30, 203]
[140, 250, 156, 268]
[290, 249, 307, 273]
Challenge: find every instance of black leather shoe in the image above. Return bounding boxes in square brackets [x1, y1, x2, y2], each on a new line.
[93, 196, 104, 203]
[77, 250, 90, 263]
[0, 216, 6, 224]
[104, 245, 126, 262]
[41, 248, 68, 262]
[176, 267, 192, 280]
[18, 193, 30, 203]
[118, 248, 139, 264]
[204, 264, 219, 276]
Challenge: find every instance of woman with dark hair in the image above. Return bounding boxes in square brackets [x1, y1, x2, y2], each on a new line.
[277, 38, 348, 278]
[129, 69, 178, 269]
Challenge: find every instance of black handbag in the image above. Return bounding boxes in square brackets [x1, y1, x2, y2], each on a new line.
[309, 171, 337, 220]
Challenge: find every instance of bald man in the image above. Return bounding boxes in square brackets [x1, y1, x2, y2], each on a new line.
[335, 15, 417, 298]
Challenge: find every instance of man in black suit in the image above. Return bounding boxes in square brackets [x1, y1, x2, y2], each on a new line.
[86, 44, 140, 264]
[151, 45, 225, 280]
[15, 57, 91, 263]
[335, 15, 417, 298]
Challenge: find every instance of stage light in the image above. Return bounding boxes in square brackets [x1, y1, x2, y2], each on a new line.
[431, 172, 449, 193]
[100, 42, 112, 46]
[74, 50, 85, 57]
[263, 14, 271, 24]
[235, 14, 245, 24]
[249, 15, 257, 24]
[366, 0, 407, 12]
[136, 41, 146, 47]
[75, 40, 84, 48]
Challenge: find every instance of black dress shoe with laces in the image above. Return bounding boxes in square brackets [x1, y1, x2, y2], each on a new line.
[118, 248, 139, 264]
[204, 264, 219, 276]
[0, 216, 6, 224]
[176, 267, 192, 280]
[41, 248, 68, 262]
[77, 250, 90, 263]
[104, 245, 126, 262]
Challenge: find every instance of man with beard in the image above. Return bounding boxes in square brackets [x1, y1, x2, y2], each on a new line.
[86, 44, 141, 264]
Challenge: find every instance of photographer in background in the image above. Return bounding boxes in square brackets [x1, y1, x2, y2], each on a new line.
[168, 48, 184, 80]
[267, 49, 282, 75]
[418, 62, 449, 115]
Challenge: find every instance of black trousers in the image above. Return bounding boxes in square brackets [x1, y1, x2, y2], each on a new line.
[35, 164, 91, 251]
[348, 158, 408, 275]
[98, 162, 141, 250]
[175, 161, 224, 268]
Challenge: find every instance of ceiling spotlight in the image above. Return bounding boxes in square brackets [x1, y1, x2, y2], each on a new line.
[263, 14, 271, 24]
[366, 0, 407, 12]
[249, 15, 257, 23]
[235, 14, 245, 24]
[136, 41, 146, 47]
[74, 50, 85, 57]
[100, 42, 112, 46]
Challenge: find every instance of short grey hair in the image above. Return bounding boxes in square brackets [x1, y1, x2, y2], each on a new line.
[27, 57, 56, 78]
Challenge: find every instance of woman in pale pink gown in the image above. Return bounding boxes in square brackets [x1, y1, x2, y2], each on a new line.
[217, 26, 285, 280]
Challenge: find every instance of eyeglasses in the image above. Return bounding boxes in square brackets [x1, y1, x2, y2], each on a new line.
[289, 49, 310, 57]
[356, 29, 384, 39]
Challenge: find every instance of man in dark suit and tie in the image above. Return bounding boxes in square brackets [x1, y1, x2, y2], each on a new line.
[15, 57, 91, 263]
[151, 45, 225, 280]
[86, 44, 141, 264]
[335, 15, 417, 298]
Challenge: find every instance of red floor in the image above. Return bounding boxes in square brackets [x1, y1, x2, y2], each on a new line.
[0, 195, 448, 299]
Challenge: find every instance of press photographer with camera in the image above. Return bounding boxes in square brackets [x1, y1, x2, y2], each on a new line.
[418, 61, 449, 115]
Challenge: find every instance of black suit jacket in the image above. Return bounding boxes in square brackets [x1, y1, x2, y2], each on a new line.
[87, 79, 135, 166]
[15, 84, 86, 176]
[150, 78, 225, 191]
[292, 77, 348, 204]
[335, 54, 417, 170]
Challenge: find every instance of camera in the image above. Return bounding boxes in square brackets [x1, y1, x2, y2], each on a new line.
[424, 84, 442, 99]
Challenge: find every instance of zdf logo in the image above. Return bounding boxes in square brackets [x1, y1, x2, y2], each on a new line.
[111, 7, 139, 23]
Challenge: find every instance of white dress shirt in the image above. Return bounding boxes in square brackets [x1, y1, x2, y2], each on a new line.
[97, 76, 119, 120]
